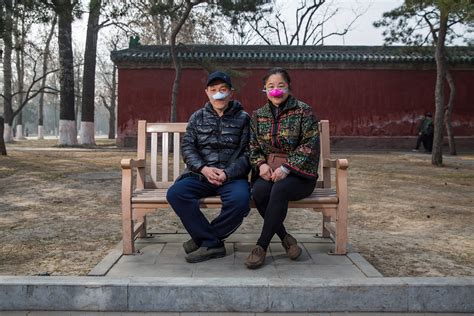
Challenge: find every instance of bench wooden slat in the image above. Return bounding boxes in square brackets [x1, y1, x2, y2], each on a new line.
[162, 132, 169, 182]
[151, 133, 158, 182]
[173, 133, 180, 180]
[147, 122, 187, 133]
[132, 188, 338, 204]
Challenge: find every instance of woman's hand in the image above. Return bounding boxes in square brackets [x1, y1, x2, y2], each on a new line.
[271, 167, 288, 182]
[259, 163, 273, 181]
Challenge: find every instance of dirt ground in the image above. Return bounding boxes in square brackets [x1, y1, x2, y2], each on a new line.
[0, 139, 473, 276]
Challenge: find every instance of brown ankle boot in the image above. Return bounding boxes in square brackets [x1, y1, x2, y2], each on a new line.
[282, 234, 302, 260]
[245, 245, 266, 269]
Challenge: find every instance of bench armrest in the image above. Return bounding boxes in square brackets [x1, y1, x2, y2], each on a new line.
[121, 158, 146, 194]
[121, 158, 146, 169]
[322, 158, 348, 201]
[323, 158, 348, 170]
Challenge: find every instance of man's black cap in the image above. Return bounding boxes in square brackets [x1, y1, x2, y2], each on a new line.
[425, 112, 433, 117]
[207, 71, 232, 88]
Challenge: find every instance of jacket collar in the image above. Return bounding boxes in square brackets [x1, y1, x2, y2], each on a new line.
[261, 95, 297, 117]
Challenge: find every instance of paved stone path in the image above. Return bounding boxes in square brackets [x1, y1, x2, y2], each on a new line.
[91, 233, 381, 279]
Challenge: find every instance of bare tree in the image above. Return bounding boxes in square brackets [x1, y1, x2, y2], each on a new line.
[79, 0, 138, 144]
[2, 0, 14, 143]
[0, 117, 7, 155]
[38, 15, 57, 139]
[97, 34, 121, 139]
[246, 0, 366, 45]
[169, 0, 207, 122]
[79, 0, 102, 145]
[374, 0, 473, 165]
[41, 0, 81, 146]
[0, 50, 59, 128]
[13, 6, 27, 139]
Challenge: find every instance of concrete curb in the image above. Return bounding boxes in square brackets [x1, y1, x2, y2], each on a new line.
[1, 276, 473, 312]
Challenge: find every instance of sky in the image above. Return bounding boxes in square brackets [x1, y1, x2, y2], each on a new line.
[71, 0, 405, 49]
[276, 0, 405, 45]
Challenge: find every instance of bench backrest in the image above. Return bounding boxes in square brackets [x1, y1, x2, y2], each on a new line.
[136, 120, 331, 189]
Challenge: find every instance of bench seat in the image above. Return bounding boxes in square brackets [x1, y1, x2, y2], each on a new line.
[132, 188, 338, 207]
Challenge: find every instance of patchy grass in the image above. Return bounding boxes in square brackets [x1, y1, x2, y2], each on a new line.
[0, 144, 473, 276]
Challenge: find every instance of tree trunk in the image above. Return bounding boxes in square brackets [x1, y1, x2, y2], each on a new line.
[38, 15, 57, 140]
[432, 10, 448, 166]
[2, 0, 14, 143]
[0, 117, 7, 155]
[75, 63, 81, 131]
[108, 64, 117, 139]
[80, 0, 101, 145]
[57, 0, 78, 145]
[444, 69, 456, 156]
[170, 0, 195, 122]
[14, 13, 26, 140]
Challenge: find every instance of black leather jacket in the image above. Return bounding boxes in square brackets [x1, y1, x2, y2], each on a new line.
[181, 100, 251, 181]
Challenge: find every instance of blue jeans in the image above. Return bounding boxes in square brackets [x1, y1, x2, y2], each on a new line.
[167, 174, 251, 248]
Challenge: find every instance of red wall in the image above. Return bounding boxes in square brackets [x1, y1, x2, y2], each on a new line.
[117, 67, 474, 144]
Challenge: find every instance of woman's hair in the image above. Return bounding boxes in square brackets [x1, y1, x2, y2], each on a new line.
[262, 67, 291, 89]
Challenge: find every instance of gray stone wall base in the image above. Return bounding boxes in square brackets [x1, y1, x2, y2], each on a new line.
[0, 276, 473, 313]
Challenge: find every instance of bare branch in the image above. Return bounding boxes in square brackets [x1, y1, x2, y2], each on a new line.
[100, 94, 111, 111]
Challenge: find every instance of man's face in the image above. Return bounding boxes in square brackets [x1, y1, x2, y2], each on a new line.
[205, 81, 233, 112]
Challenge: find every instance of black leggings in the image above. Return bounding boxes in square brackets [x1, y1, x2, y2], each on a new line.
[252, 174, 316, 250]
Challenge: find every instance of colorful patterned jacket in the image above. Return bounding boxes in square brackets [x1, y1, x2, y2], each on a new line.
[249, 95, 320, 179]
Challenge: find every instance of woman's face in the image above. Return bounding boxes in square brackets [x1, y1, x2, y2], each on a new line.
[265, 73, 290, 106]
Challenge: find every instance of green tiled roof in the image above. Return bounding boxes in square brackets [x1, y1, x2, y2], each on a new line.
[111, 45, 474, 64]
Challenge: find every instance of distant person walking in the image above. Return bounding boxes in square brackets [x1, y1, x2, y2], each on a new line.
[412, 112, 434, 153]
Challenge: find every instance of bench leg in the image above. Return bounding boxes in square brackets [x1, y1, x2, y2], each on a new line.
[322, 214, 331, 238]
[122, 189, 134, 255]
[334, 204, 348, 255]
[137, 214, 147, 238]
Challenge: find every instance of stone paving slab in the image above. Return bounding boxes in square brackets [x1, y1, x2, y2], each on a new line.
[100, 234, 366, 279]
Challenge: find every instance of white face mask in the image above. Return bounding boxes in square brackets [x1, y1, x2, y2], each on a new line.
[212, 91, 230, 100]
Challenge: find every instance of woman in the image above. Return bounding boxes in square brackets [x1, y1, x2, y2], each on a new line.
[246, 68, 320, 269]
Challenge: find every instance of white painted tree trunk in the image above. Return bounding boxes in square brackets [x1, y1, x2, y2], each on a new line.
[37, 126, 44, 140]
[4, 124, 13, 143]
[58, 120, 78, 145]
[15, 124, 25, 139]
[79, 121, 95, 145]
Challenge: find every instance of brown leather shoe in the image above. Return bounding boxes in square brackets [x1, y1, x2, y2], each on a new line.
[282, 234, 302, 260]
[245, 245, 266, 269]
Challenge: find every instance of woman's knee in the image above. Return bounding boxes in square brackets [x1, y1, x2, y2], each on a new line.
[251, 180, 272, 202]
[270, 181, 290, 200]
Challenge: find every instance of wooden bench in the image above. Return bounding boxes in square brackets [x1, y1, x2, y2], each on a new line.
[121, 120, 349, 255]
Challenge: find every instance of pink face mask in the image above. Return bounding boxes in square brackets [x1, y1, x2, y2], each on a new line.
[268, 88, 288, 98]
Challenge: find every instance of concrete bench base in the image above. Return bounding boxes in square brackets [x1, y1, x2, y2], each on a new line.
[1, 276, 473, 313]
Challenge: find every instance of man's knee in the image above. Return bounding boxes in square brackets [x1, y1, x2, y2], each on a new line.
[166, 184, 178, 203]
[227, 190, 251, 211]
[166, 183, 188, 213]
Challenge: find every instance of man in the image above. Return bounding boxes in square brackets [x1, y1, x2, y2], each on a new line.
[166, 71, 251, 263]
[413, 112, 434, 153]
